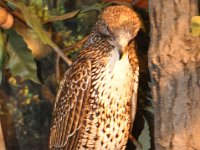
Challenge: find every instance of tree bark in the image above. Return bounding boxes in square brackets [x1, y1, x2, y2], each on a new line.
[148, 0, 200, 149]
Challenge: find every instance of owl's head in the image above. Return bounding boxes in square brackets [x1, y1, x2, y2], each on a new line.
[94, 5, 141, 49]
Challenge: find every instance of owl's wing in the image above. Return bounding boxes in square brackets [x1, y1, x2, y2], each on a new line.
[49, 58, 91, 150]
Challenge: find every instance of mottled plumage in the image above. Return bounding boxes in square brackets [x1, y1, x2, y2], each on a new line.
[49, 5, 141, 150]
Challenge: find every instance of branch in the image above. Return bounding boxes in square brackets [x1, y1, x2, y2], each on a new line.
[129, 134, 142, 150]
[51, 43, 72, 65]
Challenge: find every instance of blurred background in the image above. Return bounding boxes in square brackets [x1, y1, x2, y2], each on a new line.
[0, 0, 152, 149]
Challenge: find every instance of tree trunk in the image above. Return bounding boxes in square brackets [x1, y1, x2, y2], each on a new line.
[148, 0, 200, 149]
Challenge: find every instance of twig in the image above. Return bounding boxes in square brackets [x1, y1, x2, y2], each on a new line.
[129, 134, 142, 150]
[51, 43, 72, 65]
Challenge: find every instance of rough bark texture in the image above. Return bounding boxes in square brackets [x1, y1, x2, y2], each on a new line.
[148, 0, 200, 149]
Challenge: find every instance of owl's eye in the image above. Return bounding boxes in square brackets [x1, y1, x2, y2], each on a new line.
[95, 19, 112, 37]
[100, 26, 111, 37]
[102, 26, 111, 36]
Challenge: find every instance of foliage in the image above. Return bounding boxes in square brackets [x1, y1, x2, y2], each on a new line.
[0, 30, 5, 84]
[5, 29, 39, 83]
[191, 16, 200, 36]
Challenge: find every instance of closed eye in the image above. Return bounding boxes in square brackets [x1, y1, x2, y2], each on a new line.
[100, 25, 112, 37]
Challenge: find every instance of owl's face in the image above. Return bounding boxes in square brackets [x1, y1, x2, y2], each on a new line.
[96, 5, 141, 51]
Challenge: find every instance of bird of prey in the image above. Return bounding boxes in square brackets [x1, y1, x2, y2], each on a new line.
[49, 5, 141, 150]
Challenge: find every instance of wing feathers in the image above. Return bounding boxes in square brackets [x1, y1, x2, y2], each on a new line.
[49, 59, 91, 149]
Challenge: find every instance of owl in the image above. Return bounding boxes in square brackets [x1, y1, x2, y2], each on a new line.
[49, 5, 141, 150]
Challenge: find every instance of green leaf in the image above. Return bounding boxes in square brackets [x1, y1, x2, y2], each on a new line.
[45, 10, 81, 23]
[0, 30, 6, 69]
[31, 0, 43, 7]
[191, 16, 200, 36]
[0, 70, 2, 85]
[44, 6, 101, 23]
[7, 0, 72, 65]
[0, 30, 4, 85]
[6, 0, 52, 45]
[5, 29, 39, 83]
[80, 6, 102, 13]
[138, 117, 151, 150]
[0, 39, 3, 69]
